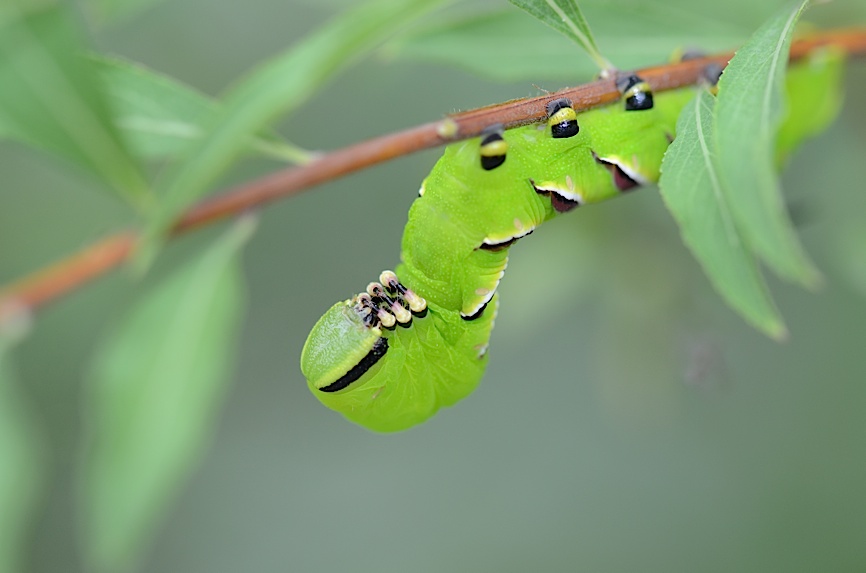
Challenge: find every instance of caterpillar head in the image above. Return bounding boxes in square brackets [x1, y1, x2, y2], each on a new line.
[301, 268, 497, 432]
[301, 300, 386, 394]
[302, 270, 427, 392]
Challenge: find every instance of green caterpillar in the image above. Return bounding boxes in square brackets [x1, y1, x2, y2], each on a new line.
[301, 54, 843, 432]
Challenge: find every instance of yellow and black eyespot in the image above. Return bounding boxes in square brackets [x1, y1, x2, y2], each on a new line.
[546, 98, 579, 139]
[616, 74, 654, 111]
[479, 127, 507, 171]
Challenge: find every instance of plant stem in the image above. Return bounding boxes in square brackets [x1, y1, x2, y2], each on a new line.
[1, 28, 865, 326]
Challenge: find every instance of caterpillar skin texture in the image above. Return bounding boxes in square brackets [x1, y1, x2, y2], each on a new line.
[302, 55, 843, 433]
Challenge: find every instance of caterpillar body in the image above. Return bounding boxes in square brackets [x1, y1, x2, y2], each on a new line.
[301, 56, 842, 432]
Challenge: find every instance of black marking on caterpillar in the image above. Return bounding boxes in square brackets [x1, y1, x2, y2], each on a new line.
[479, 228, 536, 251]
[462, 300, 489, 321]
[532, 179, 581, 213]
[480, 125, 507, 170]
[546, 98, 580, 139]
[592, 151, 641, 191]
[616, 73, 654, 112]
[319, 337, 389, 393]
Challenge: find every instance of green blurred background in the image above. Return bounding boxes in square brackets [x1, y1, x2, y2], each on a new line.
[2, 0, 866, 571]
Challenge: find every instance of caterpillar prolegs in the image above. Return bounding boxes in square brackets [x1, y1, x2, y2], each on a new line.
[301, 57, 841, 432]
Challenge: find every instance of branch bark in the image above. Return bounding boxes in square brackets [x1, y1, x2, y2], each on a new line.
[2, 28, 866, 325]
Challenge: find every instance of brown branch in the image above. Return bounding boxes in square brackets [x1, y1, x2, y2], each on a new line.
[2, 28, 866, 325]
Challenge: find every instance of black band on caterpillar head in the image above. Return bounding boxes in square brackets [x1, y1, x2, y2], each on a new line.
[480, 125, 507, 171]
[318, 337, 389, 393]
[616, 73, 654, 111]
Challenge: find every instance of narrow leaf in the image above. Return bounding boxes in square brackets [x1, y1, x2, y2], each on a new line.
[507, 0, 612, 71]
[660, 91, 786, 339]
[80, 217, 255, 573]
[0, 338, 47, 573]
[136, 0, 448, 269]
[95, 56, 311, 164]
[714, 0, 819, 287]
[0, 2, 152, 211]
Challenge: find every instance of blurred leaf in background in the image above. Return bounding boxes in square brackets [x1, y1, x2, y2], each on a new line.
[79, 217, 254, 573]
[135, 0, 452, 270]
[0, 1, 152, 212]
[94, 56, 311, 164]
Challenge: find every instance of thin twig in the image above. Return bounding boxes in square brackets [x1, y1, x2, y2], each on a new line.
[2, 28, 866, 324]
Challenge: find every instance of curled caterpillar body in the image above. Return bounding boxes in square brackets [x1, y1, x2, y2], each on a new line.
[303, 88, 687, 432]
[302, 55, 844, 432]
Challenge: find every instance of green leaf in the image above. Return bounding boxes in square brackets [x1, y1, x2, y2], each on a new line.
[80, 217, 255, 573]
[507, 0, 612, 71]
[714, 0, 819, 288]
[386, 7, 746, 82]
[0, 337, 47, 573]
[94, 56, 311, 164]
[660, 90, 786, 339]
[0, 2, 153, 211]
[135, 0, 449, 270]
